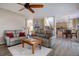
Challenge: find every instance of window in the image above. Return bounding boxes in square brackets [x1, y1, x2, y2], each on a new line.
[67, 19, 73, 29]
[27, 19, 33, 33]
[44, 17, 54, 28]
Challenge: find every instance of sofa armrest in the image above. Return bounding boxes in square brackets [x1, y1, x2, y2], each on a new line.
[5, 36, 10, 45]
[50, 36, 57, 48]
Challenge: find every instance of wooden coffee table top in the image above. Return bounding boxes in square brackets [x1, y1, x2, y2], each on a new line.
[21, 38, 42, 45]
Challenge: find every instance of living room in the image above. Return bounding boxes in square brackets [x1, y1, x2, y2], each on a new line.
[0, 3, 79, 56]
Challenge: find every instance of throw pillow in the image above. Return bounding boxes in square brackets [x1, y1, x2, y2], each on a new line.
[6, 32, 14, 38]
[19, 32, 25, 37]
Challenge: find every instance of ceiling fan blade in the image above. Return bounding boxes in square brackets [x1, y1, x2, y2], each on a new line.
[27, 8, 35, 13]
[17, 3, 24, 6]
[19, 7, 25, 11]
[30, 4, 44, 8]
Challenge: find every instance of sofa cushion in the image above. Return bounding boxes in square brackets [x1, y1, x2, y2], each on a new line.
[6, 32, 14, 38]
[10, 38, 16, 42]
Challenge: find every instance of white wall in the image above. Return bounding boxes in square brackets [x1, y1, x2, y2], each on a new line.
[0, 8, 25, 44]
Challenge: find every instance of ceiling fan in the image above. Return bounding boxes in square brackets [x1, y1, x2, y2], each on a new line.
[17, 3, 44, 13]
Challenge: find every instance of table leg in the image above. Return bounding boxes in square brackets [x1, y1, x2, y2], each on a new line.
[39, 44, 41, 49]
[32, 45, 35, 54]
[76, 34, 77, 38]
[21, 41, 24, 48]
[22, 43, 24, 48]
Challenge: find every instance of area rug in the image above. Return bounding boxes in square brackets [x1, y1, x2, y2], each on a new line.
[8, 44, 52, 56]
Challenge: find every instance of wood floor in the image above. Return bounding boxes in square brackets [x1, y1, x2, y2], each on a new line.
[0, 45, 12, 56]
[48, 37, 79, 56]
[0, 37, 79, 56]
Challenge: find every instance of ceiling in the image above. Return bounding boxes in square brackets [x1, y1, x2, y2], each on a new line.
[0, 3, 79, 18]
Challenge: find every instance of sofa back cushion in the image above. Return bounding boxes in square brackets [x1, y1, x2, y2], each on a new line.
[15, 30, 26, 37]
[15, 30, 22, 37]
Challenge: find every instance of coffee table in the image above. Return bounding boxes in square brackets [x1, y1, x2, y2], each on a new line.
[20, 38, 42, 54]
